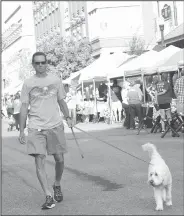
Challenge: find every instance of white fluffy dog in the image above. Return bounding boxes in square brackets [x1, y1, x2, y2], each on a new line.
[142, 143, 172, 211]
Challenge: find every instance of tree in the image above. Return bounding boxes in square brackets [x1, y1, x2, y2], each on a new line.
[18, 48, 35, 81]
[37, 32, 94, 79]
[128, 34, 146, 56]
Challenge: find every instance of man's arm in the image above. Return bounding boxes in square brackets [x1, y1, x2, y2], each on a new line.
[58, 99, 73, 127]
[174, 80, 179, 97]
[19, 103, 29, 144]
[19, 103, 29, 132]
[58, 99, 70, 119]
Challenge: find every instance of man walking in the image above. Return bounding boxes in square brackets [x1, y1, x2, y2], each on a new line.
[19, 52, 73, 210]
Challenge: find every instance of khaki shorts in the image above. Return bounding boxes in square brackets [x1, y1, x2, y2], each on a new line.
[112, 101, 122, 112]
[27, 124, 68, 156]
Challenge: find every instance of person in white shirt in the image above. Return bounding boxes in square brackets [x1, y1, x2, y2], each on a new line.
[127, 81, 143, 129]
[6, 96, 14, 118]
[66, 88, 77, 124]
[121, 81, 130, 128]
[13, 93, 22, 131]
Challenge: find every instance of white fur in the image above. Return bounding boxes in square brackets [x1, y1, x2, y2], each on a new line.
[142, 143, 172, 211]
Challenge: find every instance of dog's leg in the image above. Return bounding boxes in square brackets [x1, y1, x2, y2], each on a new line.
[165, 184, 172, 206]
[162, 188, 166, 202]
[154, 187, 164, 211]
[114, 110, 118, 122]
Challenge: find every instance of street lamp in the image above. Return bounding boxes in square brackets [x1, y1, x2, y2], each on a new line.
[158, 18, 165, 47]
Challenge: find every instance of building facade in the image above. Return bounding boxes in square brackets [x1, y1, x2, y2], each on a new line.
[87, 1, 158, 57]
[152, 1, 184, 48]
[33, 1, 89, 48]
[2, 1, 36, 92]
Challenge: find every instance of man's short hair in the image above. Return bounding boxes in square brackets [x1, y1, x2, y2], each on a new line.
[32, 52, 47, 63]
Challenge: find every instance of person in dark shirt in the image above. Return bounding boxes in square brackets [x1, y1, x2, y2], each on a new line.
[111, 79, 122, 102]
[155, 73, 172, 133]
[98, 83, 108, 101]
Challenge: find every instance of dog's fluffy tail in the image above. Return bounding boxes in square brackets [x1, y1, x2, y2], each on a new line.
[142, 142, 157, 157]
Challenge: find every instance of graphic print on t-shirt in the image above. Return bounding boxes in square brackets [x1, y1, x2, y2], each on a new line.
[29, 84, 57, 100]
[156, 82, 165, 93]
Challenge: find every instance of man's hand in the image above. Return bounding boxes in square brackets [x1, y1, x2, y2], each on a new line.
[19, 131, 26, 145]
[66, 117, 73, 128]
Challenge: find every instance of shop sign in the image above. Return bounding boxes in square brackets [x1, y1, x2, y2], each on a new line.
[161, 4, 171, 21]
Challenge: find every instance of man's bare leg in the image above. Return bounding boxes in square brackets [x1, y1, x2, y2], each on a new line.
[52, 153, 64, 202]
[35, 154, 52, 196]
[53, 153, 64, 186]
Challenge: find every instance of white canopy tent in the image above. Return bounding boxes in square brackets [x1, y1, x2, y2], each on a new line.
[124, 45, 181, 76]
[109, 50, 159, 78]
[62, 71, 80, 85]
[78, 52, 134, 120]
[79, 52, 133, 83]
[158, 48, 184, 73]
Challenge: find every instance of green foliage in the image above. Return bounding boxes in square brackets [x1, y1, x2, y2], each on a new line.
[18, 48, 35, 81]
[37, 32, 94, 79]
[128, 34, 146, 56]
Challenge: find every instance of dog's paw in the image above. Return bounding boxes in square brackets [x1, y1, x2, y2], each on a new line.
[155, 205, 163, 211]
[165, 200, 172, 206]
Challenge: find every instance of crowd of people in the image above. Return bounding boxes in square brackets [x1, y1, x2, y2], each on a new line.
[2, 92, 21, 131]
[2, 68, 184, 134]
[64, 67, 184, 134]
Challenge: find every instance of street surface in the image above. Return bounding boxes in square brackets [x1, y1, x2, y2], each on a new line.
[2, 119, 184, 215]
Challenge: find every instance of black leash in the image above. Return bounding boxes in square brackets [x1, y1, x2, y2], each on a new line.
[73, 125, 153, 166]
[71, 127, 84, 159]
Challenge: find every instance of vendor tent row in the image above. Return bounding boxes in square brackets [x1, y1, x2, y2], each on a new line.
[3, 45, 183, 95]
[64, 45, 183, 84]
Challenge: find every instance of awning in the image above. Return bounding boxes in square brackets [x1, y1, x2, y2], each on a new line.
[113, 50, 158, 78]
[79, 52, 133, 83]
[108, 55, 137, 79]
[158, 48, 184, 72]
[125, 45, 180, 76]
[62, 71, 80, 85]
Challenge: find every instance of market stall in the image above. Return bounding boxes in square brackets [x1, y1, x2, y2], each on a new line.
[77, 52, 134, 123]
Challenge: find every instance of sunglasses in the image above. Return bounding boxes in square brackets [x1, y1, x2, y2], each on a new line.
[34, 61, 46, 65]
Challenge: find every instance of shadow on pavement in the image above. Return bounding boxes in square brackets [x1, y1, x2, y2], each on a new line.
[2, 135, 124, 192]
